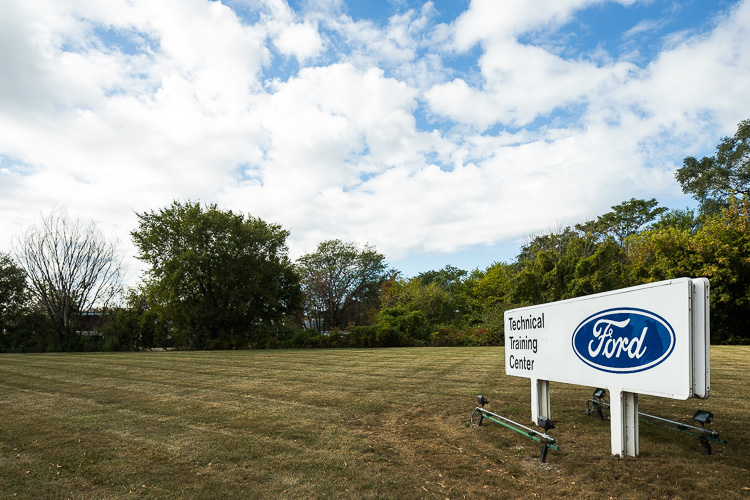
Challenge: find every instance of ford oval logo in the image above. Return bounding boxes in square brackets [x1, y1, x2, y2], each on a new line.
[572, 308, 675, 373]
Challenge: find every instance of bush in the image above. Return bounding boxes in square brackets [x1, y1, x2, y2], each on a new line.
[429, 326, 502, 347]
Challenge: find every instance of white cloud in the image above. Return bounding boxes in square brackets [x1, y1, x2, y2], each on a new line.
[0, 0, 273, 270]
[426, 40, 639, 129]
[318, 4, 451, 90]
[219, 63, 428, 255]
[259, 0, 325, 62]
[616, 0, 750, 132]
[623, 18, 665, 39]
[0, 0, 749, 283]
[452, 0, 613, 49]
[273, 21, 324, 61]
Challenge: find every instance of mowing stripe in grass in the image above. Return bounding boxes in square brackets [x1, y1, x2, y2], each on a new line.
[1, 347, 748, 499]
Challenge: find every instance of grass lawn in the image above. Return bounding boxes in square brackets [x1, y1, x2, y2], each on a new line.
[1, 346, 748, 498]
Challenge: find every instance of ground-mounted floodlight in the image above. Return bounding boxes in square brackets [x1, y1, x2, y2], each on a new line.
[470, 396, 560, 462]
[537, 416, 555, 433]
[692, 410, 713, 426]
[476, 395, 489, 426]
[536, 416, 556, 462]
[586, 388, 609, 420]
[692, 410, 716, 454]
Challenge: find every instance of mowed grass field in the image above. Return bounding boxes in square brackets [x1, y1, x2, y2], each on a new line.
[1, 347, 748, 499]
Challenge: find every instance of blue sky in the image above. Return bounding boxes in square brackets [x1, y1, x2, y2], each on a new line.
[0, 0, 748, 283]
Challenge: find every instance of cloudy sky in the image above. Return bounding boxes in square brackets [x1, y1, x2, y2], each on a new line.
[1, 0, 749, 283]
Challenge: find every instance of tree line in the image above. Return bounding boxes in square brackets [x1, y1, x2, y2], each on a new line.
[1, 119, 748, 351]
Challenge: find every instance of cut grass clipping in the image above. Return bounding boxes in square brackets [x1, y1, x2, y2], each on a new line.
[1, 347, 749, 498]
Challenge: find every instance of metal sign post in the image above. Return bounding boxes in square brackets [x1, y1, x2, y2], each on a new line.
[531, 379, 550, 422]
[610, 389, 638, 457]
[504, 278, 711, 457]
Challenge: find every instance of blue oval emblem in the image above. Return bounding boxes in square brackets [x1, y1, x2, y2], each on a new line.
[572, 308, 675, 373]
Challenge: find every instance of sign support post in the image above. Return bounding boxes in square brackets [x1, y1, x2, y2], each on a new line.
[531, 379, 550, 423]
[610, 389, 639, 457]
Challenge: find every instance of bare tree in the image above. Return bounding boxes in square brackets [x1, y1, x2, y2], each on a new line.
[13, 208, 124, 346]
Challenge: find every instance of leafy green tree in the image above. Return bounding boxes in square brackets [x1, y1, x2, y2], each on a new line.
[0, 252, 30, 351]
[676, 119, 750, 214]
[627, 198, 750, 343]
[595, 198, 667, 246]
[2, 303, 53, 352]
[100, 287, 157, 351]
[500, 200, 663, 308]
[131, 201, 301, 349]
[296, 239, 388, 331]
[516, 226, 581, 265]
[460, 262, 519, 342]
[510, 224, 627, 305]
[380, 275, 456, 332]
[567, 237, 626, 296]
[468, 262, 516, 311]
[512, 227, 588, 304]
[650, 208, 701, 233]
[417, 265, 475, 321]
[415, 265, 467, 290]
[689, 198, 750, 343]
[371, 308, 426, 346]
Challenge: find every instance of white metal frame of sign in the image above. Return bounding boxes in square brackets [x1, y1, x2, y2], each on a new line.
[504, 278, 710, 457]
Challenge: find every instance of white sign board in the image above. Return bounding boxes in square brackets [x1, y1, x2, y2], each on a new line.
[504, 278, 711, 457]
[505, 278, 696, 399]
